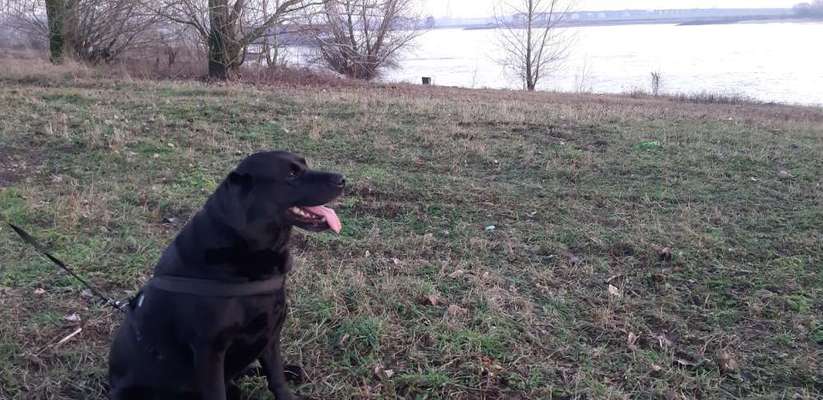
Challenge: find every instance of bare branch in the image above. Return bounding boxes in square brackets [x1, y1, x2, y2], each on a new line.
[495, 0, 575, 91]
[309, 0, 422, 80]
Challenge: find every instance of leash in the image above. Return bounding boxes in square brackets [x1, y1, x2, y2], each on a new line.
[7, 223, 128, 313]
[8, 223, 284, 309]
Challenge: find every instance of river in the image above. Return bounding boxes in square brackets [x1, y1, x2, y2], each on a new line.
[373, 22, 823, 106]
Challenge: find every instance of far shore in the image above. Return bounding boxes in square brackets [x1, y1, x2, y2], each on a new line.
[451, 15, 823, 30]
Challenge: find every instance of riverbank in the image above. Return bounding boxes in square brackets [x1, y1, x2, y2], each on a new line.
[458, 15, 822, 29]
[441, 8, 823, 30]
[1, 62, 822, 399]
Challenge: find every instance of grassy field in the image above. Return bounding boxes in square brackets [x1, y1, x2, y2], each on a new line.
[0, 60, 822, 399]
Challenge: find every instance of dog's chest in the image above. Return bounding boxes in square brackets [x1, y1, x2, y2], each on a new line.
[222, 300, 287, 375]
[130, 288, 286, 362]
[231, 307, 278, 343]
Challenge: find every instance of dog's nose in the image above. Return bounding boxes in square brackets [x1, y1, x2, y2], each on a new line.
[332, 174, 346, 188]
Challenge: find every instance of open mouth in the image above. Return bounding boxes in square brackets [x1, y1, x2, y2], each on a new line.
[288, 205, 342, 233]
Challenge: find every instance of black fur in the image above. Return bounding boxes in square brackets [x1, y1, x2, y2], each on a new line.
[108, 151, 344, 400]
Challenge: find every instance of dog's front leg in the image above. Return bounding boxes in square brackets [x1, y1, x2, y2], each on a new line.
[193, 345, 228, 400]
[260, 330, 294, 400]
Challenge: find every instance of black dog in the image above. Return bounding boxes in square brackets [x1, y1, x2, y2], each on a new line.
[108, 151, 344, 400]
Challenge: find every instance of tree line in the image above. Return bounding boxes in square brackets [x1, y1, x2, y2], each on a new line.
[794, 0, 823, 17]
[1, 0, 576, 92]
[1, 0, 421, 80]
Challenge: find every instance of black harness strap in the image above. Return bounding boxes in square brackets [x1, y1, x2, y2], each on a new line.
[147, 275, 284, 297]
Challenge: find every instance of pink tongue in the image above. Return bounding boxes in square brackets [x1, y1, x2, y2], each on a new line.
[304, 206, 342, 233]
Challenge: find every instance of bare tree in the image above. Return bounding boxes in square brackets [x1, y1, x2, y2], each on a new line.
[495, 0, 574, 91]
[152, 0, 316, 79]
[0, 4, 30, 49]
[573, 57, 591, 93]
[309, 0, 420, 80]
[3, 0, 50, 52]
[257, 0, 292, 67]
[71, 1, 158, 63]
[5, 0, 157, 63]
[650, 71, 662, 96]
[135, 18, 208, 74]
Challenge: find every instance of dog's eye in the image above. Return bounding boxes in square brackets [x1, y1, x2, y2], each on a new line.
[288, 164, 301, 178]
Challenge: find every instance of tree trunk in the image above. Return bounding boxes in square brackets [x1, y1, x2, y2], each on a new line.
[207, 0, 245, 79]
[167, 47, 177, 66]
[262, 0, 274, 67]
[46, 0, 80, 64]
[263, 39, 272, 66]
[524, 0, 534, 91]
[208, 0, 231, 79]
[208, 54, 229, 80]
[208, 0, 227, 79]
[45, 0, 66, 64]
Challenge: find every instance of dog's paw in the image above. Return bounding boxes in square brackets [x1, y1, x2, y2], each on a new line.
[274, 388, 300, 400]
[226, 382, 243, 400]
[283, 364, 306, 384]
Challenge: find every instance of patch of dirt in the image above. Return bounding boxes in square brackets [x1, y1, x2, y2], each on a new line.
[456, 120, 527, 128]
[582, 140, 609, 153]
[0, 145, 43, 187]
[347, 182, 420, 203]
[346, 201, 406, 219]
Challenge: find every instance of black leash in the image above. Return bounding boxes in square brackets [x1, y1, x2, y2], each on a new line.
[7, 223, 127, 313]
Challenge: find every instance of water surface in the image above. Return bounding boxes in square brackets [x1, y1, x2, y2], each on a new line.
[379, 22, 823, 106]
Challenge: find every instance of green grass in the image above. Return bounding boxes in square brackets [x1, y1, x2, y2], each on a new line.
[1, 64, 822, 399]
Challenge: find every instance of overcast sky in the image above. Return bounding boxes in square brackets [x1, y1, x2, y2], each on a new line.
[421, 0, 802, 18]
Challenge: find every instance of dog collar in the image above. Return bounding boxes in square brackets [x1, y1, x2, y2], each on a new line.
[146, 275, 284, 297]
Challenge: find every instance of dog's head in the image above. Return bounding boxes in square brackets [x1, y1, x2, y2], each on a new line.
[215, 151, 345, 241]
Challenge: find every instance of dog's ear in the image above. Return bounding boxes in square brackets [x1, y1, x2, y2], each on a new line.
[228, 172, 253, 192]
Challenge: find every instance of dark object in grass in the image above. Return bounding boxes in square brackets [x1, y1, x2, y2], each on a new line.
[108, 151, 345, 400]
